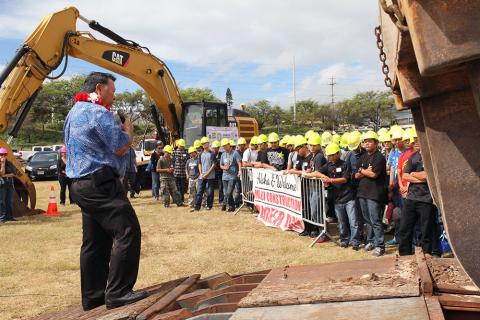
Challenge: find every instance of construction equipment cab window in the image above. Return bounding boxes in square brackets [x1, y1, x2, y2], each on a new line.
[182, 102, 228, 147]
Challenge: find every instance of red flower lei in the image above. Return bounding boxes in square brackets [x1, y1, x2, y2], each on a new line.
[73, 92, 111, 110]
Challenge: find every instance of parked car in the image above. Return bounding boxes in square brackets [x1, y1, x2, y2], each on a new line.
[25, 151, 59, 180]
[31, 146, 53, 152]
[52, 145, 64, 151]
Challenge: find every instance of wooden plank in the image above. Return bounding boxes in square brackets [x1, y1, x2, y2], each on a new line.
[434, 283, 480, 295]
[415, 248, 433, 295]
[239, 255, 420, 307]
[149, 308, 192, 320]
[424, 296, 446, 320]
[196, 273, 232, 289]
[136, 274, 200, 320]
[231, 297, 430, 320]
[438, 293, 480, 310]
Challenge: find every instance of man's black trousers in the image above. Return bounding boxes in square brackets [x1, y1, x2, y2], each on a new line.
[398, 199, 435, 256]
[71, 177, 141, 310]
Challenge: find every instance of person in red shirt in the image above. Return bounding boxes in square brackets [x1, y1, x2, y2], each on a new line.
[397, 130, 416, 202]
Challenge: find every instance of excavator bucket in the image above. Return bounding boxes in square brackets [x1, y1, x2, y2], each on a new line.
[0, 141, 43, 217]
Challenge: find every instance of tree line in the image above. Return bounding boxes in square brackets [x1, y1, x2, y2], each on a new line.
[15, 75, 395, 144]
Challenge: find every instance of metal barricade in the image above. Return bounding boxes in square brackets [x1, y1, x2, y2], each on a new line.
[300, 176, 333, 247]
[233, 167, 255, 214]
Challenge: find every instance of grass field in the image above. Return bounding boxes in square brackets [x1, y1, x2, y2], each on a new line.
[0, 180, 396, 320]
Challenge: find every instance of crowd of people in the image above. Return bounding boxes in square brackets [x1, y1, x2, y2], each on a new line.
[136, 125, 443, 258]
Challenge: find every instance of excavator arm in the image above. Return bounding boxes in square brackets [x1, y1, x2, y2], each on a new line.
[0, 6, 184, 214]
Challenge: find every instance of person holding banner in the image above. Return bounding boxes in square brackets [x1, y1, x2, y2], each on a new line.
[305, 143, 360, 250]
[194, 137, 216, 211]
[242, 136, 258, 166]
[258, 132, 289, 171]
[220, 138, 242, 212]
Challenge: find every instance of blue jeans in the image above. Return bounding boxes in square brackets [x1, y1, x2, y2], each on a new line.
[222, 179, 235, 208]
[335, 200, 360, 246]
[151, 172, 160, 198]
[195, 179, 214, 210]
[0, 184, 13, 221]
[234, 177, 242, 208]
[309, 191, 322, 224]
[359, 198, 385, 248]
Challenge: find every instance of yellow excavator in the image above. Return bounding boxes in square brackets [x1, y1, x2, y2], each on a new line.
[0, 7, 258, 216]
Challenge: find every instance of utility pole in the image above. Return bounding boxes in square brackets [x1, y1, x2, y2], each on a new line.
[328, 77, 336, 131]
[293, 56, 297, 123]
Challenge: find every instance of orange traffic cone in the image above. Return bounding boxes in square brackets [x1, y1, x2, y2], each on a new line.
[46, 185, 61, 216]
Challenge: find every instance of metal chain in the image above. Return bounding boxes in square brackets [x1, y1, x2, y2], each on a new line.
[380, 0, 409, 32]
[374, 26, 394, 90]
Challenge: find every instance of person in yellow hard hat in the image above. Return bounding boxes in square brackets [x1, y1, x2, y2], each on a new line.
[211, 140, 223, 206]
[156, 145, 183, 208]
[242, 136, 258, 167]
[185, 146, 200, 212]
[194, 139, 202, 153]
[286, 135, 302, 170]
[194, 137, 216, 211]
[149, 142, 164, 200]
[287, 136, 311, 175]
[304, 143, 361, 250]
[172, 139, 188, 204]
[256, 132, 289, 171]
[220, 138, 242, 212]
[354, 131, 387, 257]
[253, 134, 269, 168]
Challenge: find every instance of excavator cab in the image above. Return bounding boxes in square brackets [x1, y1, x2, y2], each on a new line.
[181, 101, 228, 146]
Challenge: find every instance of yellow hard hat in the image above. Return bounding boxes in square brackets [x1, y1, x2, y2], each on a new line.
[176, 138, 186, 147]
[200, 136, 210, 144]
[211, 140, 221, 148]
[340, 132, 350, 148]
[287, 136, 296, 146]
[237, 137, 247, 145]
[377, 127, 389, 136]
[307, 133, 322, 146]
[379, 132, 392, 142]
[279, 137, 287, 147]
[402, 128, 412, 142]
[230, 139, 236, 146]
[325, 143, 341, 156]
[193, 140, 202, 148]
[220, 138, 230, 147]
[188, 146, 197, 154]
[294, 135, 308, 148]
[321, 131, 332, 147]
[258, 134, 268, 144]
[363, 130, 379, 141]
[410, 126, 417, 139]
[268, 132, 280, 143]
[250, 136, 259, 145]
[163, 145, 173, 154]
[331, 134, 341, 145]
[305, 130, 315, 140]
[390, 127, 405, 140]
[347, 131, 362, 151]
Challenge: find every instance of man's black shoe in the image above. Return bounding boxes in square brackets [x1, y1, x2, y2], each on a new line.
[82, 299, 105, 311]
[221, 205, 227, 211]
[340, 242, 348, 248]
[105, 291, 149, 310]
[352, 245, 360, 251]
[8, 218, 17, 221]
[310, 230, 320, 238]
[228, 207, 235, 212]
[298, 230, 310, 236]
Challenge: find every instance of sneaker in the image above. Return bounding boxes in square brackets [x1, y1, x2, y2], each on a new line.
[316, 234, 330, 243]
[340, 242, 348, 248]
[189, 208, 195, 212]
[206, 207, 212, 211]
[352, 245, 360, 251]
[364, 243, 375, 251]
[60, 202, 65, 206]
[227, 207, 235, 212]
[221, 205, 227, 211]
[298, 230, 310, 237]
[372, 247, 385, 257]
[8, 218, 17, 221]
[164, 204, 170, 208]
[310, 230, 320, 238]
[386, 238, 399, 245]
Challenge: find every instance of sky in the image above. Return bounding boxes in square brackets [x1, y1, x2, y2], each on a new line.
[0, 0, 387, 109]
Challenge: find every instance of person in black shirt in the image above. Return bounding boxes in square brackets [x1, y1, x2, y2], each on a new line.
[0, 148, 17, 223]
[57, 146, 73, 205]
[355, 131, 387, 256]
[305, 143, 360, 250]
[257, 132, 289, 171]
[398, 137, 436, 256]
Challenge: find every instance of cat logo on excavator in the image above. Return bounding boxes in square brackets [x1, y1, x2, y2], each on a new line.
[102, 50, 130, 66]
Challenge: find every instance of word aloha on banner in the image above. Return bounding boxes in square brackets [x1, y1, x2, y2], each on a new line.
[252, 169, 305, 232]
